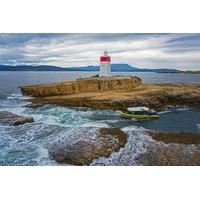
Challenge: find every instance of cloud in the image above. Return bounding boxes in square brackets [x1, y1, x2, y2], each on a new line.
[0, 33, 199, 70]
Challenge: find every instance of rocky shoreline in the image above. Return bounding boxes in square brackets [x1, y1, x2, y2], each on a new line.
[48, 128, 200, 166]
[24, 83, 200, 111]
[10, 77, 200, 165]
[138, 131, 200, 166]
[148, 131, 200, 144]
[49, 128, 128, 166]
[0, 110, 199, 165]
[139, 142, 200, 166]
[19, 76, 200, 111]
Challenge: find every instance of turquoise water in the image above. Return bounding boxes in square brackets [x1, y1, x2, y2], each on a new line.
[0, 72, 199, 165]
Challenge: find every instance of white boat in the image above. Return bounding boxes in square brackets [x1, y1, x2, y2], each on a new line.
[120, 106, 159, 119]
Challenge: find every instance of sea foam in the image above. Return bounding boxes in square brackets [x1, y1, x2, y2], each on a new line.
[91, 126, 152, 166]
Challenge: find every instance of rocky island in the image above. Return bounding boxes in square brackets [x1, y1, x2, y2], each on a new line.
[20, 76, 200, 111]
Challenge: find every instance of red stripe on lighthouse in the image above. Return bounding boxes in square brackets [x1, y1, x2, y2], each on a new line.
[100, 56, 111, 62]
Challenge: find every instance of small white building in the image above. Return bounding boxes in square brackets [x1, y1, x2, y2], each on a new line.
[99, 51, 111, 77]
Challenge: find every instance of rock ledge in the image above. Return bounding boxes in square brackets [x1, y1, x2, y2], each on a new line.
[49, 128, 128, 165]
[0, 111, 34, 126]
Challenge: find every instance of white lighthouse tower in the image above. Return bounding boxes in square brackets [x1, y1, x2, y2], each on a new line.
[99, 51, 111, 77]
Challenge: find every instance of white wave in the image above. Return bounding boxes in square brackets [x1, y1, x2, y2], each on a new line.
[122, 125, 147, 132]
[25, 105, 121, 128]
[91, 126, 152, 166]
[96, 119, 121, 124]
[158, 110, 172, 114]
[176, 106, 190, 111]
[31, 113, 58, 123]
[80, 122, 110, 128]
[28, 110, 110, 128]
[158, 106, 191, 115]
[0, 107, 27, 115]
[7, 94, 33, 100]
[32, 146, 58, 166]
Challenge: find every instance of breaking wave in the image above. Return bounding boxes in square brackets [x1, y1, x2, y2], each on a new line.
[91, 126, 153, 166]
[7, 93, 34, 100]
[0, 93, 199, 165]
[159, 106, 190, 115]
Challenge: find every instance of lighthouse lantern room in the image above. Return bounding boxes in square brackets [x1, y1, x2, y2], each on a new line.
[99, 51, 111, 77]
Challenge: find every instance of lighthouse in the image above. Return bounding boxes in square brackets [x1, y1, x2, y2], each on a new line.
[99, 51, 111, 77]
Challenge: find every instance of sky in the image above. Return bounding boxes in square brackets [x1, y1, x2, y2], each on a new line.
[0, 33, 200, 70]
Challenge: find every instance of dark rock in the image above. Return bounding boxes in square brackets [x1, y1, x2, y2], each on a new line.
[70, 107, 90, 111]
[0, 111, 34, 126]
[25, 102, 44, 108]
[49, 128, 128, 165]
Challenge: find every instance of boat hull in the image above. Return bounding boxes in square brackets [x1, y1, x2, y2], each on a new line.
[120, 112, 159, 119]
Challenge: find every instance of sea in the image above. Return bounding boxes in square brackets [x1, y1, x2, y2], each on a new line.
[0, 71, 199, 165]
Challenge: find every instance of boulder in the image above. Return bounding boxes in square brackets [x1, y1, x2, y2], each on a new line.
[49, 128, 128, 165]
[0, 111, 34, 126]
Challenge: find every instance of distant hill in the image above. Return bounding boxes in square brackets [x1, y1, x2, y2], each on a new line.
[0, 63, 181, 73]
[0, 65, 66, 71]
[182, 70, 200, 74]
[110, 64, 181, 73]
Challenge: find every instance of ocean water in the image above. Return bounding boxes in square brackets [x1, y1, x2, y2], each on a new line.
[0, 71, 199, 165]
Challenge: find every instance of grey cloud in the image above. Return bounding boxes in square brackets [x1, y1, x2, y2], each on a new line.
[0, 33, 200, 70]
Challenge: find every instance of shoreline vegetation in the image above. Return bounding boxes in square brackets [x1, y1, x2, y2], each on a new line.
[18, 76, 200, 165]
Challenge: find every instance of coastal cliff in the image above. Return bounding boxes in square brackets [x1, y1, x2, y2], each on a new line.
[22, 84, 200, 111]
[20, 76, 142, 97]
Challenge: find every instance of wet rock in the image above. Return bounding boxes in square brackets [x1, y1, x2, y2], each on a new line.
[0, 111, 34, 126]
[148, 131, 200, 144]
[139, 130, 200, 166]
[70, 107, 90, 112]
[25, 102, 43, 108]
[139, 143, 200, 166]
[49, 128, 128, 165]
